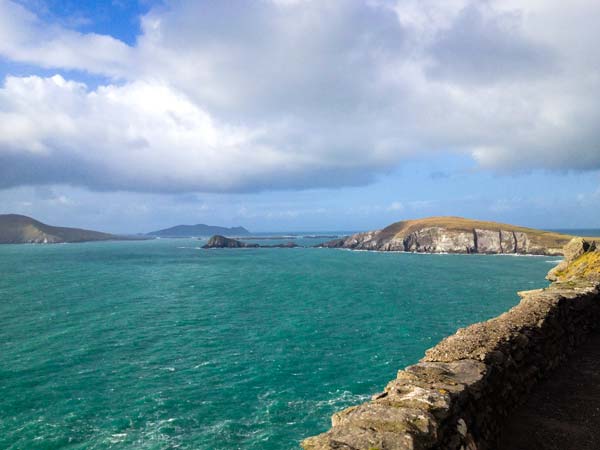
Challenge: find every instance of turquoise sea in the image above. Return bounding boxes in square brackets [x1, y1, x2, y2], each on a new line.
[0, 238, 560, 449]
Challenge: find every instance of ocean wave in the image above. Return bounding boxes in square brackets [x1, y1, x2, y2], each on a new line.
[287, 390, 371, 410]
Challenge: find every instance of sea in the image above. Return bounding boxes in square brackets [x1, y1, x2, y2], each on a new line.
[0, 234, 575, 449]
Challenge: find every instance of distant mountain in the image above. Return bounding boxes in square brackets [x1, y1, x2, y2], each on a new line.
[0, 214, 133, 244]
[147, 224, 250, 237]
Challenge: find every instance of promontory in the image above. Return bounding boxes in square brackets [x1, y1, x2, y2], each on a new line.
[318, 216, 575, 256]
[0, 214, 139, 244]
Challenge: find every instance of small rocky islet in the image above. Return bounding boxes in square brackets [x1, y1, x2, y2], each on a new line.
[202, 235, 299, 249]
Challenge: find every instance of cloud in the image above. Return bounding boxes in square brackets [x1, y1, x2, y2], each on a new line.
[426, 4, 556, 84]
[387, 201, 404, 212]
[0, 74, 401, 192]
[0, 0, 133, 77]
[0, 0, 599, 194]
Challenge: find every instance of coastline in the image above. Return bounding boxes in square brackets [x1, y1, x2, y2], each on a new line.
[302, 238, 600, 450]
[330, 247, 563, 258]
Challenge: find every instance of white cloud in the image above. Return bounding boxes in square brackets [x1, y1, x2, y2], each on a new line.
[0, 0, 599, 194]
[387, 201, 404, 211]
[0, 0, 132, 77]
[0, 74, 324, 192]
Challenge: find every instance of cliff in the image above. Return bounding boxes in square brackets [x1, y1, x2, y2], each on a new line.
[0, 214, 130, 244]
[318, 217, 574, 256]
[547, 238, 599, 282]
[302, 238, 600, 450]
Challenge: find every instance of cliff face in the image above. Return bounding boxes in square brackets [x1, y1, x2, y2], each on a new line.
[319, 217, 572, 256]
[302, 239, 600, 450]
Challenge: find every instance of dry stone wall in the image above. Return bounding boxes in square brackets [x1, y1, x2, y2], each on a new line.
[302, 239, 600, 450]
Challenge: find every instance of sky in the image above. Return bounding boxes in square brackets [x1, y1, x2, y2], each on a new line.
[0, 0, 599, 233]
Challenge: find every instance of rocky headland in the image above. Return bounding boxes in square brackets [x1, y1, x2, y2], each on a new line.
[0, 214, 140, 244]
[302, 237, 600, 450]
[318, 216, 574, 256]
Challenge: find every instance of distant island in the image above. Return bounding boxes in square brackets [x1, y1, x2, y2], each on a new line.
[147, 224, 250, 238]
[318, 216, 575, 256]
[0, 214, 140, 244]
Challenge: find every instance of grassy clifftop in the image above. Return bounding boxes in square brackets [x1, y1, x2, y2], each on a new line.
[548, 238, 600, 282]
[0, 214, 121, 244]
[379, 216, 575, 249]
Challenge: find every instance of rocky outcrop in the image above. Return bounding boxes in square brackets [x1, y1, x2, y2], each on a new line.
[302, 239, 600, 450]
[317, 217, 572, 256]
[202, 235, 259, 248]
[547, 238, 599, 282]
[202, 235, 299, 249]
[319, 231, 383, 250]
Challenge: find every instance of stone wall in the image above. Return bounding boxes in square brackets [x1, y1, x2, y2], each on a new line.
[302, 239, 600, 450]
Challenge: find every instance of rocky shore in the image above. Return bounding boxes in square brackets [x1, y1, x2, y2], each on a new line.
[302, 238, 600, 450]
[318, 217, 574, 256]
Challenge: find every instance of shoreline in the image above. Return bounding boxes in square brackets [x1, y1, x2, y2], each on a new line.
[302, 238, 599, 450]
[328, 247, 563, 258]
